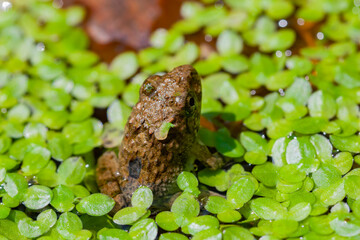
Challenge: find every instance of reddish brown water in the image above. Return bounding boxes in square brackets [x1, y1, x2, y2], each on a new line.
[63, 0, 320, 64]
[63, 0, 184, 62]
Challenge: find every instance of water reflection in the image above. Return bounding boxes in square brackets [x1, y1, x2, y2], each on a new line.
[1, 1, 12, 11]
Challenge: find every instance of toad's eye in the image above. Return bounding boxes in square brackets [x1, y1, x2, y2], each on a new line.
[143, 83, 155, 95]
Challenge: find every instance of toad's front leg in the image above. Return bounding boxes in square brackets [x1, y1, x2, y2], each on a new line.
[191, 141, 224, 170]
[96, 151, 127, 214]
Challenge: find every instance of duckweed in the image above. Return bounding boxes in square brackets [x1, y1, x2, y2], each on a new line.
[2, 0, 360, 239]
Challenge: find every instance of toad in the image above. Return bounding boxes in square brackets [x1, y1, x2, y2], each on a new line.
[96, 65, 223, 213]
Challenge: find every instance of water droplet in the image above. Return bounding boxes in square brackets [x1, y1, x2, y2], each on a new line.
[279, 89, 285, 96]
[316, 32, 324, 40]
[285, 50, 292, 57]
[1, 1, 12, 11]
[204, 34, 212, 42]
[278, 19, 288, 28]
[36, 42, 45, 52]
[275, 51, 283, 58]
[297, 18, 305, 26]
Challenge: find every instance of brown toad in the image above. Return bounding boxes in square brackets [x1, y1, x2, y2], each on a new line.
[96, 65, 223, 213]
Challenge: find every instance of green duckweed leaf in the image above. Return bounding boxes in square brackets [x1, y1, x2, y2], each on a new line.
[286, 56, 313, 76]
[50, 185, 75, 212]
[4, 173, 27, 200]
[0, 135, 11, 154]
[56, 212, 84, 239]
[159, 233, 188, 240]
[76, 193, 115, 216]
[7, 104, 30, 123]
[330, 214, 360, 237]
[163, 31, 184, 53]
[44, 88, 71, 111]
[308, 215, 333, 235]
[0, 155, 19, 170]
[288, 202, 311, 221]
[129, 218, 158, 240]
[330, 135, 360, 153]
[292, 117, 328, 134]
[110, 52, 139, 80]
[286, 137, 316, 165]
[265, 70, 295, 91]
[266, 0, 294, 19]
[312, 164, 342, 188]
[308, 90, 337, 119]
[177, 171, 198, 191]
[0, 219, 27, 240]
[271, 219, 299, 238]
[42, 110, 69, 130]
[250, 197, 287, 220]
[192, 228, 222, 240]
[21, 145, 51, 175]
[156, 211, 179, 231]
[215, 129, 244, 158]
[155, 122, 174, 141]
[97, 228, 132, 240]
[252, 162, 278, 187]
[23, 123, 47, 139]
[198, 169, 229, 191]
[244, 151, 267, 165]
[240, 131, 267, 153]
[193, 55, 222, 76]
[344, 175, 360, 200]
[217, 210, 241, 223]
[24, 185, 53, 210]
[310, 134, 332, 163]
[68, 51, 98, 68]
[320, 179, 345, 205]
[204, 196, 233, 214]
[271, 137, 289, 167]
[48, 133, 72, 161]
[227, 177, 256, 209]
[0, 168, 5, 183]
[0, 206, 10, 219]
[18, 217, 43, 238]
[216, 30, 243, 56]
[333, 152, 353, 175]
[279, 164, 306, 183]
[183, 215, 219, 235]
[113, 207, 147, 225]
[58, 157, 86, 186]
[352, 199, 360, 219]
[131, 186, 153, 209]
[260, 29, 296, 52]
[171, 192, 200, 226]
[285, 77, 312, 105]
[221, 55, 248, 74]
[223, 226, 254, 240]
[107, 100, 132, 128]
